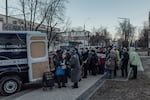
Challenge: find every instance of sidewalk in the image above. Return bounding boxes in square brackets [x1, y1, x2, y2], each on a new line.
[13, 75, 104, 100]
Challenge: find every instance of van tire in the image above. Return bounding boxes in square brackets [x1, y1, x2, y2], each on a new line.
[0, 76, 22, 96]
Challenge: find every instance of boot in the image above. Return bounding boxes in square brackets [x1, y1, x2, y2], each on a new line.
[72, 82, 78, 88]
[62, 83, 67, 87]
[58, 83, 61, 88]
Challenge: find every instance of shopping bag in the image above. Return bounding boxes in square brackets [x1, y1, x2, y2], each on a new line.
[138, 60, 144, 71]
[55, 66, 65, 75]
[105, 59, 111, 67]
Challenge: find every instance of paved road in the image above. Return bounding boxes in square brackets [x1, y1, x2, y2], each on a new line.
[0, 83, 41, 100]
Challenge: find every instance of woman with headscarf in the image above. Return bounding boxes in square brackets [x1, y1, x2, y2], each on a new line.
[69, 48, 81, 88]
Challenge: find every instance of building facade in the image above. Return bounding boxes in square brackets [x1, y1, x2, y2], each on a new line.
[0, 14, 60, 32]
[60, 30, 92, 48]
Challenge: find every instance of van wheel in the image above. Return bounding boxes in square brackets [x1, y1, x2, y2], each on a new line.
[0, 76, 21, 96]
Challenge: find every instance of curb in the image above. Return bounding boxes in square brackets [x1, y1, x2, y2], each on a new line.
[75, 75, 106, 100]
[76, 61, 139, 100]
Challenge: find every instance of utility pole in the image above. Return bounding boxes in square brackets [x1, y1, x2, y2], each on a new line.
[83, 18, 90, 47]
[84, 24, 85, 46]
[6, 0, 8, 30]
[149, 12, 150, 29]
[148, 12, 150, 55]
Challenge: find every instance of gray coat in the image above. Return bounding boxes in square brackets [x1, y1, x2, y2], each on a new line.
[70, 53, 80, 82]
[106, 52, 117, 70]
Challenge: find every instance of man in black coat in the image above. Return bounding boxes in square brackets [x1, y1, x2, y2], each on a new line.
[88, 49, 98, 75]
[121, 48, 129, 78]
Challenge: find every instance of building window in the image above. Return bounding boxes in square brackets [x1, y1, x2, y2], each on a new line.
[13, 20, 17, 24]
[18, 19, 24, 24]
[0, 17, 3, 22]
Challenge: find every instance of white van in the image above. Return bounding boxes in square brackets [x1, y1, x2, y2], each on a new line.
[0, 31, 49, 95]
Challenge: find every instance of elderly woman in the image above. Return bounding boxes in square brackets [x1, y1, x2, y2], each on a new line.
[105, 49, 117, 79]
[69, 48, 81, 88]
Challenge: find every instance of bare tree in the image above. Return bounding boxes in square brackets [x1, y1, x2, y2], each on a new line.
[18, 0, 67, 29]
[62, 17, 72, 32]
[117, 20, 135, 40]
[18, 0, 43, 30]
[16, 0, 68, 49]
[137, 22, 149, 48]
[116, 20, 135, 47]
[89, 27, 110, 46]
[19, 0, 27, 30]
[44, 0, 67, 48]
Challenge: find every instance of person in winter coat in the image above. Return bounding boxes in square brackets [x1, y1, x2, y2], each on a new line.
[121, 48, 129, 78]
[88, 49, 98, 75]
[69, 48, 81, 88]
[81, 48, 89, 78]
[105, 49, 117, 79]
[114, 48, 121, 77]
[64, 50, 71, 78]
[129, 47, 140, 79]
[75, 47, 82, 81]
[97, 48, 106, 74]
[54, 50, 66, 88]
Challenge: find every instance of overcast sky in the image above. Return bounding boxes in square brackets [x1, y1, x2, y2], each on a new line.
[66, 0, 150, 34]
[0, 0, 150, 35]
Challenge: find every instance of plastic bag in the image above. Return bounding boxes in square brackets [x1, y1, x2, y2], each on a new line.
[138, 60, 144, 71]
[55, 66, 65, 75]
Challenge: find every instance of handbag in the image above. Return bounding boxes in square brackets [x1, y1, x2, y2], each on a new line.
[55, 66, 65, 76]
[105, 59, 111, 67]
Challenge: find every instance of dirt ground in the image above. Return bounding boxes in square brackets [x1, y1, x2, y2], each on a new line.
[89, 57, 150, 100]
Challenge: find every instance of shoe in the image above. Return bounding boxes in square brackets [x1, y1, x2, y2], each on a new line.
[58, 86, 61, 88]
[79, 79, 82, 81]
[92, 73, 96, 76]
[72, 85, 78, 88]
[129, 77, 136, 80]
[62, 85, 67, 87]
[82, 76, 87, 78]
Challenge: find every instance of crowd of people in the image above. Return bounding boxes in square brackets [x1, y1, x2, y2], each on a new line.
[48, 46, 140, 89]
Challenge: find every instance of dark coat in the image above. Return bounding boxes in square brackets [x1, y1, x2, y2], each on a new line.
[122, 51, 129, 66]
[70, 53, 80, 82]
[89, 53, 98, 67]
